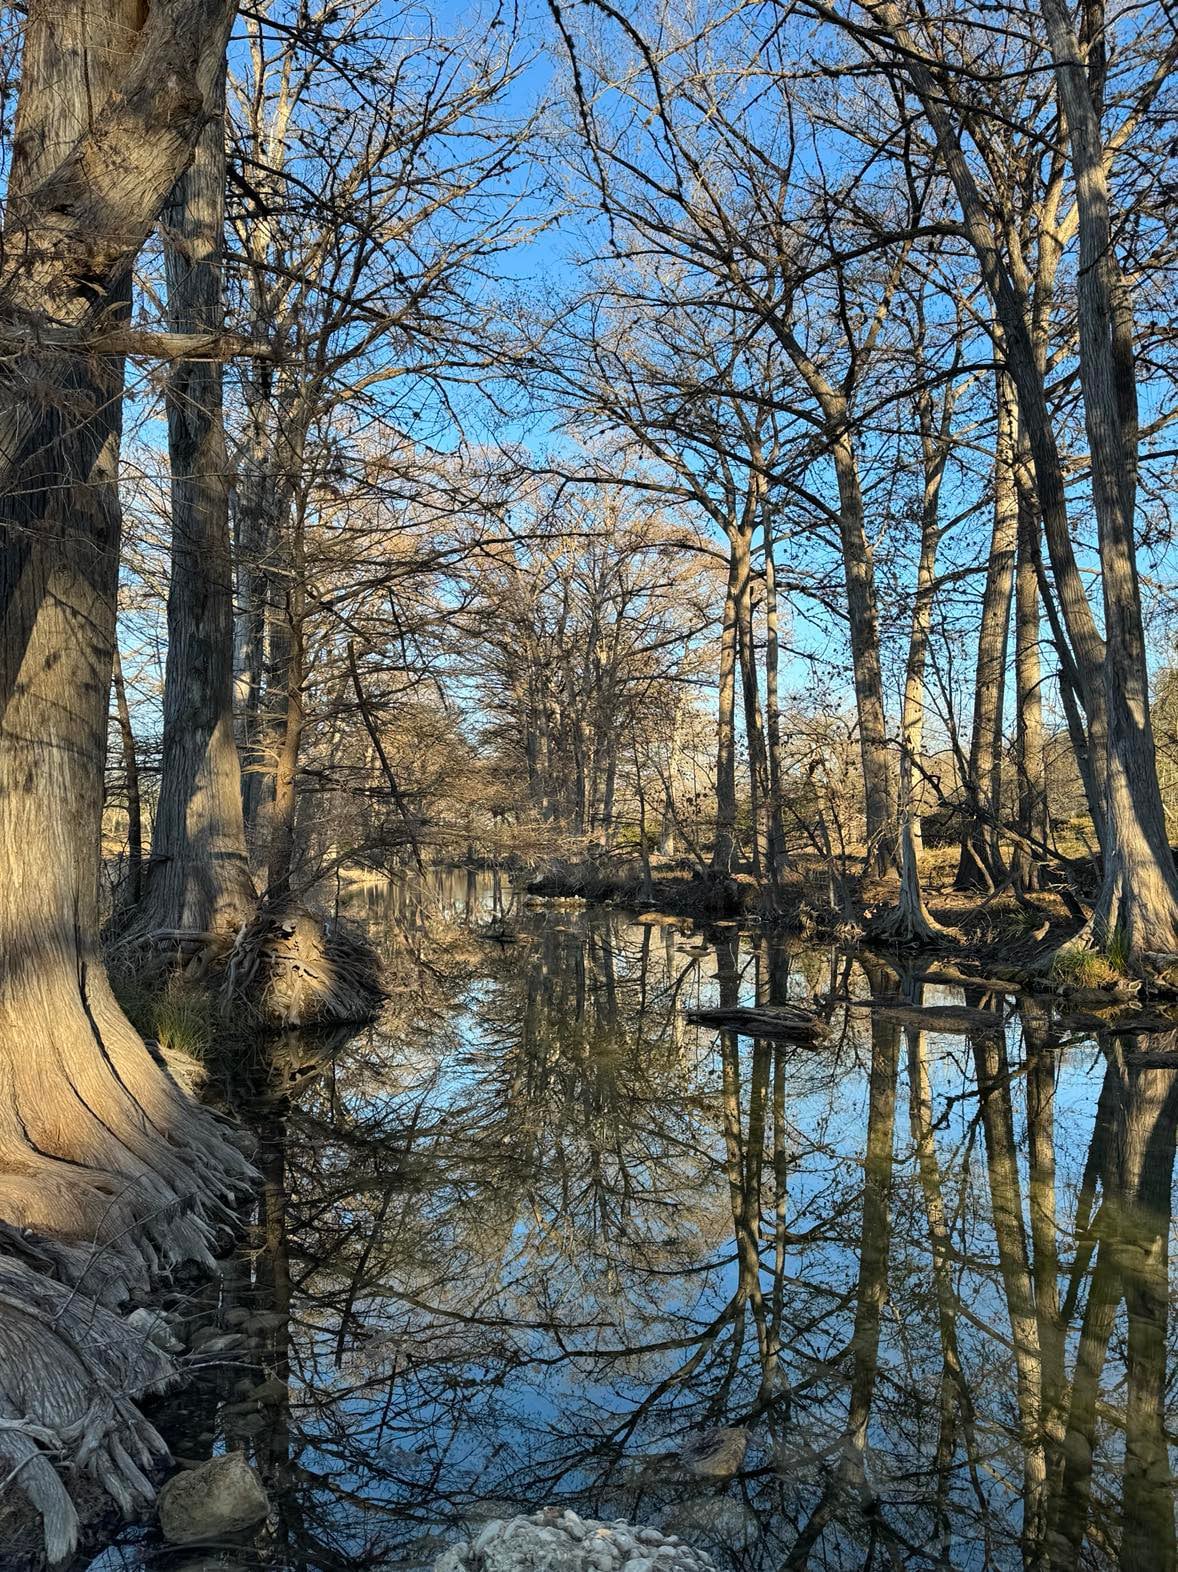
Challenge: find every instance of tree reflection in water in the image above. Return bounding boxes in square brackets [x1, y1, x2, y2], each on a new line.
[92, 875, 1178, 1572]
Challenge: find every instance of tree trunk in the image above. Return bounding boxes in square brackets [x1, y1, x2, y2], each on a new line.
[733, 525, 770, 880]
[777, 332, 896, 875]
[1040, 0, 1178, 961]
[0, 1, 248, 1553]
[868, 0, 1112, 855]
[712, 545, 739, 871]
[880, 379, 953, 941]
[832, 433, 896, 876]
[136, 72, 256, 938]
[956, 376, 1017, 889]
[1013, 485, 1048, 891]
[234, 381, 280, 846]
[761, 503, 790, 875]
[111, 640, 144, 910]
[266, 508, 307, 900]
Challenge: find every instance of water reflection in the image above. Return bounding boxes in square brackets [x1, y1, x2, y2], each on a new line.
[84, 874, 1178, 1572]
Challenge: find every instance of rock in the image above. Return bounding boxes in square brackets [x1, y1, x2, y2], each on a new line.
[158, 1452, 269, 1545]
[125, 1307, 184, 1353]
[482, 1517, 582, 1572]
[433, 1511, 715, 1572]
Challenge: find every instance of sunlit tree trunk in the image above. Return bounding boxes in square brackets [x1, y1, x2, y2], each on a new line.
[265, 495, 309, 900]
[1013, 488, 1048, 892]
[733, 524, 770, 879]
[831, 431, 895, 876]
[882, 376, 953, 939]
[111, 640, 144, 910]
[762, 503, 790, 876]
[777, 335, 896, 875]
[1039, 0, 1178, 961]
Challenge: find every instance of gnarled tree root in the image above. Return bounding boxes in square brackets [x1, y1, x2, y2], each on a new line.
[112, 902, 383, 1030]
[221, 907, 383, 1027]
[0, 966, 257, 1561]
[0, 1255, 176, 1564]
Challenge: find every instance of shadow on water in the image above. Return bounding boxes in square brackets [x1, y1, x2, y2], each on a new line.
[82, 871, 1178, 1572]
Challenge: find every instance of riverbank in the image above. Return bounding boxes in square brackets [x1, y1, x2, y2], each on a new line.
[514, 851, 1178, 1002]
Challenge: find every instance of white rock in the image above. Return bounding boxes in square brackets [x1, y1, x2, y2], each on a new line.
[434, 1512, 715, 1572]
[475, 1521, 505, 1554]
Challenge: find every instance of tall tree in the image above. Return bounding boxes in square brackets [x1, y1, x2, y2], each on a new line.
[0, 0, 248, 1555]
[130, 58, 257, 939]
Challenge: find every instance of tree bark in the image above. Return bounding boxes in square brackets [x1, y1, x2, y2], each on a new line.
[136, 69, 256, 938]
[0, 0, 248, 1552]
[881, 376, 954, 940]
[111, 640, 144, 910]
[266, 508, 306, 899]
[1039, 0, 1178, 960]
[761, 503, 790, 876]
[712, 546, 739, 871]
[732, 524, 770, 880]
[956, 375, 1017, 889]
[1013, 483, 1048, 891]
[776, 328, 896, 875]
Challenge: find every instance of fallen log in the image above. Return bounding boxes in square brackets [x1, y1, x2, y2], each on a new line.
[910, 966, 1023, 995]
[854, 1000, 1007, 1035]
[686, 1005, 828, 1042]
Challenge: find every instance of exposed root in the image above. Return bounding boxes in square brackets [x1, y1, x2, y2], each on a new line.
[222, 907, 382, 1027]
[0, 1255, 177, 1563]
[112, 901, 384, 1030]
[0, 956, 259, 1561]
[869, 899, 958, 947]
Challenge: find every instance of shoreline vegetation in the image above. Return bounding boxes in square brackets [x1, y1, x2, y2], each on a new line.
[503, 851, 1175, 1003]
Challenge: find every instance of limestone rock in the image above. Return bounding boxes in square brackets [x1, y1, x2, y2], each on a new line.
[158, 1452, 269, 1545]
[433, 1510, 716, 1572]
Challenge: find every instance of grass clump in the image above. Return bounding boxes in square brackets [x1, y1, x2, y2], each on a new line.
[113, 975, 219, 1060]
[1048, 945, 1121, 991]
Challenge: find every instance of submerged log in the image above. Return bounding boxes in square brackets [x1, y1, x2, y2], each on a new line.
[686, 1004, 828, 1041]
[857, 1000, 1007, 1035]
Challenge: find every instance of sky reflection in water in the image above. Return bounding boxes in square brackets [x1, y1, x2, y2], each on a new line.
[85, 870, 1178, 1572]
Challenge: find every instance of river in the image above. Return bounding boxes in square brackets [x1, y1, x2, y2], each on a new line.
[80, 870, 1178, 1571]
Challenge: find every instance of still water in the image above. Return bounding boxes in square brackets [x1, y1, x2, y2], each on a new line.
[85, 871, 1178, 1571]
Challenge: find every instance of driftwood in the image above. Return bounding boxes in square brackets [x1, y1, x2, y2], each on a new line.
[686, 1005, 828, 1041]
